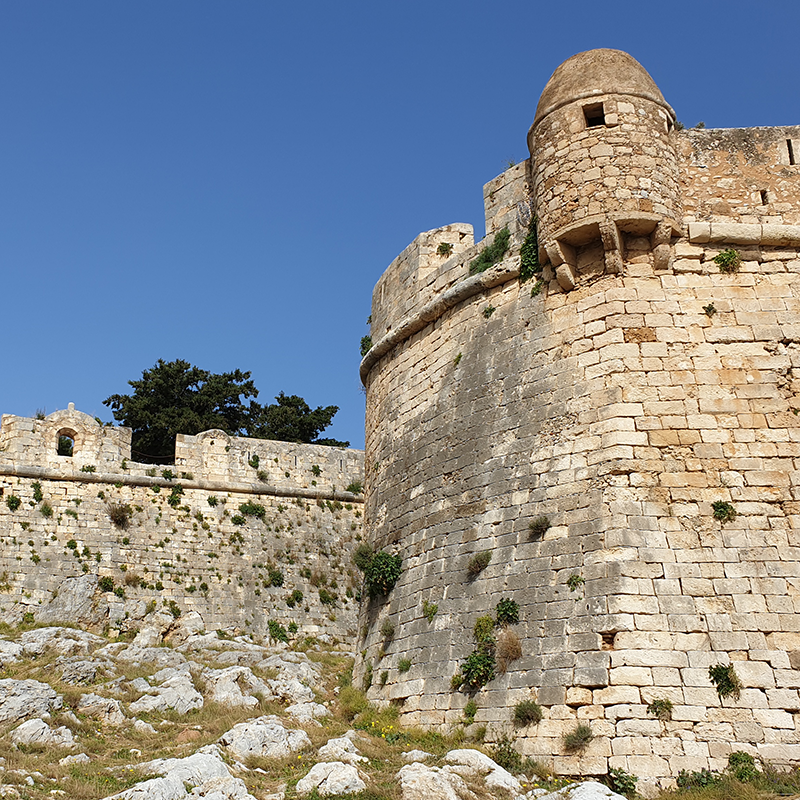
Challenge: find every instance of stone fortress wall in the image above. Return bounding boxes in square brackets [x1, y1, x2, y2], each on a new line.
[357, 49, 800, 789]
[0, 405, 364, 645]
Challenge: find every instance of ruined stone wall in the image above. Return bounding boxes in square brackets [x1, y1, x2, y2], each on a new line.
[0, 408, 364, 646]
[358, 119, 800, 789]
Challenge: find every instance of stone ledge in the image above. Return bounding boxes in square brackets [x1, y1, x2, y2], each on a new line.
[0, 463, 364, 503]
[688, 222, 800, 246]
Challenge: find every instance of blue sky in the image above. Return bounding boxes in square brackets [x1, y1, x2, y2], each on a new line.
[1, 0, 798, 449]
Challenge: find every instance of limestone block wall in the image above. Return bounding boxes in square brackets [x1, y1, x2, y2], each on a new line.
[0, 409, 364, 645]
[679, 126, 800, 225]
[359, 229, 800, 787]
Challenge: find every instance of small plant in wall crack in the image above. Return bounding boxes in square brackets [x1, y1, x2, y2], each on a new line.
[437, 242, 454, 257]
[563, 723, 594, 753]
[482, 305, 496, 319]
[467, 550, 492, 576]
[495, 598, 520, 626]
[709, 663, 742, 700]
[469, 227, 511, 275]
[714, 248, 741, 274]
[646, 698, 674, 720]
[422, 599, 438, 623]
[703, 303, 717, 317]
[567, 574, 585, 592]
[360, 336, 373, 357]
[712, 500, 737, 524]
[513, 699, 543, 726]
[528, 515, 550, 541]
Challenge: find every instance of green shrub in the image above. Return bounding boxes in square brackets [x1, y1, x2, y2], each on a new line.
[709, 663, 742, 699]
[248, 455, 260, 469]
[714, 248, 741, 273]
[207, 495, 219, 506]
[353, 543, 374, 572]
[107, 502, 132, 529]
[712, 500, 737, 523]
[288, 621, 298, 633]
[437, 242, 454, 257]
[676, 768, 720, 789]
[319, 588, 337, 606]
[66, 539, 77, 550]
[167, 485, 183, 507]
[363, 551, 402, 597]
[22, 611, 35, 625]
[346, 481, 363, 494]
[528, 515, 550, 540]
[98, 576, 115, 593]
[469, 227, 511, 275]
[513, 700, 543, 726]
[495, 598, 519, 626]
[728, 751, 759, 783]
[482, 305, 496, 319]
[379, 670, 389, 687]
[268, 568, 284, 587]
[32, 482, 43, 502]
[239, 501, 266, 519]
[463, 698, 477, 723]
[519, 218, 541, 282]
[311, 464, 322, 477]
[467, 550, 492, 576]
[646, 698, 673, 720]
[40, 502, 53, 518]
[286, 589, 304, 608]
[380, 618, 395, 640]
[473, 615, 495, 644]
[490, 734, 522, 773]
[231, 515, 246, 526]
[606, 767, 638, 798]
[6, 495, 21, 512]
[567, 574, 585, 591]
[460, 649, 495, 689]
[268, 619, 289, 643]
[563, 723, 593, 752]
[398, 658, 411, 673]
[360, 336, 373, 357]
[422, 599, 438, 623]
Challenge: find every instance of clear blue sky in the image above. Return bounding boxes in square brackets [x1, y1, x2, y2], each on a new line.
[2, 1, 797, 449]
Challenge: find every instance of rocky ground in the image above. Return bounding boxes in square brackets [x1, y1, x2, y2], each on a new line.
[0, 616, 635, 800]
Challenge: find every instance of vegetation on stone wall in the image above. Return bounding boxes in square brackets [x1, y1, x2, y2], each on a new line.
[714, 248, 741, 273]
[709, 663, 742, 700]
[468, 227, 511, 275]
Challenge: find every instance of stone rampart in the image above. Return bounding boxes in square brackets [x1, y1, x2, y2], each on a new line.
[0, 407, 364, 645]
[357, 49, 800, 790]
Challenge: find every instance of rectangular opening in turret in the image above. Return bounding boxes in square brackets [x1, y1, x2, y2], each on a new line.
[583, 103, 605, 128]
[788, 139, 796, 166]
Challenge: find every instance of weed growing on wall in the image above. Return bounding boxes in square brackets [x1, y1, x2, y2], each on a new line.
[360, 336, 373, 357]
[469, 227, 511, 275]
[107, 503, 132, 530]
[346, 481, 363, 494]
[514, 699, 543, 726]
[467, 550, 492, 576]
[709, 663, 742, 700]
[714, 248, 741, 273]
[712, 501, 737, 523]
[606, 767, 638, 798]
[422, 599, 438, 623]
[32, 482, 43, 502]
[267, 620, 289, 643]
[567, 574, 585, 592]
[5, 495, 21, 512]
[528, 516, 550, 540]
[398, 658, 411, 673]
[437, 242, 454, 257]
[519, 218, 541, 282]
[495, 598, 520, 625]
[647, 698, 674, 720]
[563, 723, 593, 752]
[353, 547, 402, 597]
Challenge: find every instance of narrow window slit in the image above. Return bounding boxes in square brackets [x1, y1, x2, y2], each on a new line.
[760, 189, 769, 205]
[583, 103, 605, 128]
[789, 139, 796, 166]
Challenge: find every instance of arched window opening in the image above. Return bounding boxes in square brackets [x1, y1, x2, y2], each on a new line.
[56, 429, 76, 457]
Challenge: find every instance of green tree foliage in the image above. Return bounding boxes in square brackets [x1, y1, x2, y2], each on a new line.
[103, 359, 347, 461]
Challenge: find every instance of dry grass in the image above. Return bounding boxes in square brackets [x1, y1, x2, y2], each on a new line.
[496, 628, 522, 673]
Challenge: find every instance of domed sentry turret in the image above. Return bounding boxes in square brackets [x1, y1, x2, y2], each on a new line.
[528, 49, 680, 290]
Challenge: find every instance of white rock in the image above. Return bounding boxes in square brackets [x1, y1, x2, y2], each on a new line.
[0, 679, 62, 723]
[445, 749, 522, 795]
[402, 750, 433, 762]
[0, 640, 23, 666]
[113, 646, 188, 669]
[167, 611, 206, 645]
[11, 719, 75, 749]
[398, 762, 471, 800]
[134, 719, 157, 734]
[285, 702, 330, 723]
[34, 575, 104, 628]
[219, 715, 311, 760]
[202, 666, 271, 707]
[266, 677, 315, 705]
[538, 783, 627, 800]
[78, 693, 126, 726]
[258, 653, 321, 684]
[131, 625, 162, 649]
[59, 753, 90, 766]
[296, 763, 366, 795]
[318, 736, 368, 764]
[104, 747, 257, 799]
[129, 671, 203, 715]
[19, 627, 104, 658]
